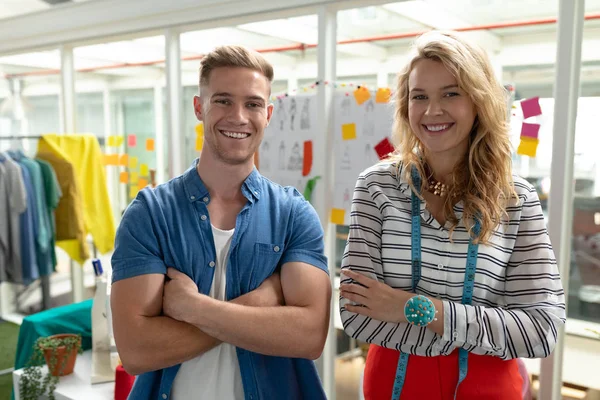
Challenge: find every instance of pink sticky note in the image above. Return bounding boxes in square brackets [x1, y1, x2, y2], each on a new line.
[520, 97, 542, 119]
[520, 122, 540, 139]
[128, 134, 137, 147]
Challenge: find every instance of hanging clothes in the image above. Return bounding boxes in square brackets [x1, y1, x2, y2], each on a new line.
[37, 134, 116, 264]
[0, 153, 28, 284]
[35, 158, 62, 270]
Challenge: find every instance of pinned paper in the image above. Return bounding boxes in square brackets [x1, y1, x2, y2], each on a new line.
[520, 122, 540, 139]
[119, 171, 129, 184]
[330, 208, 346, 225]
[129, 186, 139, 199]
[302, 141, 313, 177]
[342, 123, 357, 141]
[130, 172, 139, 184]
[138, 178, 148, 191]
[103, 154, 118, 166]
[520, 97, 542, 119]
[107, 136, 117, 147]
[517, 137, 539, 157]
[128, 134, 137, 147]
[140, 163, 149, 176]
[303, 176, 321, 203]
[353, 86, 371, 105]
[128, 156, 138, 169]
[195, 123, 204, 137]
[119, 154, 129, 167]
[146, 138, 155, 151]
[376, 88, 391, 103]
[115, 136, 124, 147]
[195, 136, 204, 151]
[375, 137, 395, 160]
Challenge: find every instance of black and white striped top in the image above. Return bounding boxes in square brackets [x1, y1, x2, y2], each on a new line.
[339, 161, 566, 360]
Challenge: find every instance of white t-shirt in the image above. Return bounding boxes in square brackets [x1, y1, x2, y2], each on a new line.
[171, 225, 244, 400]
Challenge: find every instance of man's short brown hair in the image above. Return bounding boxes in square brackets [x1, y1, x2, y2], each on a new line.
[199, 45, 274, 88]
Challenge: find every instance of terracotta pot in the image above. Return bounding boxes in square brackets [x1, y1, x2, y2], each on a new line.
[40, 334, 81, 377]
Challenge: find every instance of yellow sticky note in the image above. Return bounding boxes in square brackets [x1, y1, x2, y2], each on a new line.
[353, 87, 371, 105]
[195, 123, 204, 137]
[130, 172, 139, 184]
[129, 186, 139, 198]
[330, 208, 346, 225]
[376, 88, 391, 103]
[107, 136, 117, 147]
[517, 137, 539, 157]
[103, 154, 118, 166]
[140, 163, 149, 176]
[146, 138, 155, 151]
[129, 156, 138, 169]
[195, 136, 204, 151]
[115, 136, 124, 147]
[119, 154, 129, 167]
[342, 123, 357, 141]
[138, 178, 149, 191]
[119, 171, 128, 184]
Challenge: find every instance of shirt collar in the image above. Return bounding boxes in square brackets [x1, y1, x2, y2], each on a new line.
[182, 158, 262, 203]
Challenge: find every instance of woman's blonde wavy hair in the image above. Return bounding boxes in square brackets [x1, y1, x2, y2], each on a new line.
[389, 31, 518, 244]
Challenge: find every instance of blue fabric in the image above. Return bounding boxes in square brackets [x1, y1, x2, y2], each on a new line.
[16, 162, 39, 284]
[111, 159, 328, 400]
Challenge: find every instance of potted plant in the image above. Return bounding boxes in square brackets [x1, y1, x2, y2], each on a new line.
[19, 333, 83, 400]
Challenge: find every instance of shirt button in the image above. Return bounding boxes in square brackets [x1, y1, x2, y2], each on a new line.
[203, 197, 209, 202]
[254, 191, 258, 196]
[273, 246, 280, 252]
[453, 331, 459, 339]
[201, 215, 207, 221]
[162, 394, 167, 399]
[190, 196, 195, 200]
[209, 261, 215, 268]
[437, 263, 444, 269]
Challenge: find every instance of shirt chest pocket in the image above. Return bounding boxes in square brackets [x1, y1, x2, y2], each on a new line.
[248, 242, 284, 290]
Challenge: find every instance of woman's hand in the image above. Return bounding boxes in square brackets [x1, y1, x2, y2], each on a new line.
[340, 269, 411, 324]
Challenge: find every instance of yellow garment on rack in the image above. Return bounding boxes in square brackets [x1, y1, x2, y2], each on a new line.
[37, 134, 116, 264]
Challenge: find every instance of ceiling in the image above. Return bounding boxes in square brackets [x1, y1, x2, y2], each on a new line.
[0, 0, 92, 20]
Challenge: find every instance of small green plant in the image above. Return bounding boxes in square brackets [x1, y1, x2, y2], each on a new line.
[19, 334, 83, 400]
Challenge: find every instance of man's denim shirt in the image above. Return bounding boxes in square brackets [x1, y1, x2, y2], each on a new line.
[111, 160, 329, 400]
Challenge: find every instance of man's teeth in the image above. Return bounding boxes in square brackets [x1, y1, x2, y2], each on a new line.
[222, 131, 250, 139]
[426, 124, 450, 132]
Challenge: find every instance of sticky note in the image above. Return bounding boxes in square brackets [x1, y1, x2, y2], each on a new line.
[520, 97, 542, 119]
[303, 176, 321, 203]
[330, 208, 346, 225]
[520, 122, 540, 139]
[119, 154, 129, 167]
[375, 137, 395, 160]
[115, 136, 124, 147]
[130, 172, 139, 184]
[353, 87, 371, 105]
[103, 154, 118, 166]
[138, 178, 148, 191]
[342, 123, 357, 141]
[376, 88, 391, 103]
[146, 138, 155, 151]
[302, 141, 313, 177]
[195, 136, 204, 151]
[119, 171, 128, 184]
[107, 136, 117, 147]
[129, 156, 138, 169]
[129, 186, 139, 199]
[140, 163, 149, 176]
[517, 137, 539, 157]
[195, 123, 204, 137]
[128, 134, 137, 147]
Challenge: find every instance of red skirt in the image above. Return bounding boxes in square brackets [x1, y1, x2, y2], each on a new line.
[363, 345, 524, 400]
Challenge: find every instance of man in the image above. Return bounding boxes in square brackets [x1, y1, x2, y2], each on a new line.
[110, 45, 331, 400]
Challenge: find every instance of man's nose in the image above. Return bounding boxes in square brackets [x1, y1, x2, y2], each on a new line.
[227, 103, 249, 124]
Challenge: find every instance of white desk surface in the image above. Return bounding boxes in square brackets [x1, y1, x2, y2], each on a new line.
[13, 351, 114, 400]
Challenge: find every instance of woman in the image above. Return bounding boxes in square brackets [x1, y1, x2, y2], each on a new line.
[339, 31, 565, 400]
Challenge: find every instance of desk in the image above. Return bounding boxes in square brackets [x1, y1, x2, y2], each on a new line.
[13, 351, 114, 400]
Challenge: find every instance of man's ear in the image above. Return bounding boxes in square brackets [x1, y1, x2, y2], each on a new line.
[193, 95, 203, 121]
[266, 102, 274, 126]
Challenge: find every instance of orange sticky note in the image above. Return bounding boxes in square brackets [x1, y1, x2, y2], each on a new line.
[119, 171, 129, 184]
[129, 186, 139, 199]
[129, 156, 138, 169]
[195, 136, 204, 151]
[103, 154, 118, 166]
[330, 208, 346, 225]
[119, 154, 129, 167]
[342, 123, 357, 141]
[140, 164, 149, 176]
[353, 86, 371, 105]
[517, 137, 539, 157]
[146, 138, 155, 151]
[195, 123, 204, 137]
[138, 178, 148, 191]
[376, 88, 391, 103]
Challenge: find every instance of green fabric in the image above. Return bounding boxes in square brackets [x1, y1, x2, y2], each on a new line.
[34, 159, 62, 269]
[14, 299, 93, 370]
